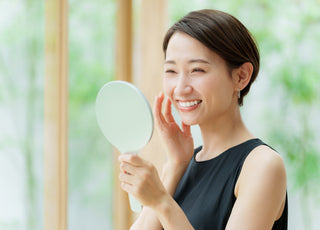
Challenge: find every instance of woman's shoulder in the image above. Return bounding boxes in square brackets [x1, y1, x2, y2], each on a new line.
[247, 144, 286, 172]
[232, 143, 287, 227]
[235, 143, 287, 197]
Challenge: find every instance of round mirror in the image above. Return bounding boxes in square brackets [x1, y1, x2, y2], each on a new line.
[95, 81, 153, 154]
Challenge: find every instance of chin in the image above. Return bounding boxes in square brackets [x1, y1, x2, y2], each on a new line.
[180, 117, 199, 126]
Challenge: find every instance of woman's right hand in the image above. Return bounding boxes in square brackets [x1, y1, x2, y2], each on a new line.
[153, 92, 194, 167]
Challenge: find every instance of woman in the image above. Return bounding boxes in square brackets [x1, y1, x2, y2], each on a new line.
[119, 9, 287, 230]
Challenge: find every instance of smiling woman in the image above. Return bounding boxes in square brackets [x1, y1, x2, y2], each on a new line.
[118, 9, 287, 230]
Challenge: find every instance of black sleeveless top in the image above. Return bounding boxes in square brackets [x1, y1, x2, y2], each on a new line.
[173, 139, 288, 230]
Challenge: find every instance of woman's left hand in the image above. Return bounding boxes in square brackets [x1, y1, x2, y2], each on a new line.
[118, 154, 168, 209]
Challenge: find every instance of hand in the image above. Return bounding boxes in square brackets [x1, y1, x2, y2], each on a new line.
[153, 92, 194, 166]
[118, 154, 168, 209]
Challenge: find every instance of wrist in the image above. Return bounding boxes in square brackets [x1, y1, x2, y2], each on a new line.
[161, 163, 187, 182]
[152, 191, 172, 217]
[161, 162, 188, 196]
[153, 193, 195, 230]
[163, 161, 189, 173]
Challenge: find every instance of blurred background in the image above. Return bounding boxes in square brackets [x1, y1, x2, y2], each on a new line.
[0, 0, 319, 229]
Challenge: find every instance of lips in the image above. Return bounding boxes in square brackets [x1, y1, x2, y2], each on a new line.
[178, 100, 202, 107]
[177, 99, 202, 111]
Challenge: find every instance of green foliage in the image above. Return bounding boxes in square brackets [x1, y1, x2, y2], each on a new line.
[260, 1, 320, 194]
[1, 0, 116, 229]
[0, 221, 22, 230]
[268, 115, 320, 191]
[280, 65, 318, 104]
[0, 1, 44, 230]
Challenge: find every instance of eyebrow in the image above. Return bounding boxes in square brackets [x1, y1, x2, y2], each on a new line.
[164, 59, 210, 64]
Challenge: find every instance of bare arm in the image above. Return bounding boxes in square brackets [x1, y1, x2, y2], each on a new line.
[153, 192, 194, 230]
[131, 182, 194, 230]
[226, 146, 287, 230]
[119, 155, 194, 230]
[130, 163, 187, 230]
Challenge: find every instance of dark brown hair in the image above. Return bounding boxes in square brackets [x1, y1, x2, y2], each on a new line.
[163, 9, 260, 106]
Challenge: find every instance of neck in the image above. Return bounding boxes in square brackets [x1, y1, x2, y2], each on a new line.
[198, 105, 254, 161]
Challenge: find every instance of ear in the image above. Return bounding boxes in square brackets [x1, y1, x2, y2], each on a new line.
[232, 62, 253, 91]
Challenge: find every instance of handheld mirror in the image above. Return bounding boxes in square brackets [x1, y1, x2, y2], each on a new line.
[95, 80, 154, 212]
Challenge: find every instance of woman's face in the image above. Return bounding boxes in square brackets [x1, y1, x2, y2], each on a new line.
[163, 32, 237, 126]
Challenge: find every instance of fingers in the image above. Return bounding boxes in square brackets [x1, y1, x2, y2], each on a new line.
[120, 181, 133, 193]
[118, 155, 158, 198]
[154, 92, 179, 131]
[153, 92, 166, 127]
[119, 174, 136, 195]
[118, 155, 143, 188]
[119, 154, 146, 167]
[181, 122, 192, 136]
[120, 161, 136, 175]
[164, 97, 175, 123]
[119, 171, 135, 185]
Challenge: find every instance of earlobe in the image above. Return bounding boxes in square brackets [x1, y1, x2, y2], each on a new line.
[232, 62, 253, 90]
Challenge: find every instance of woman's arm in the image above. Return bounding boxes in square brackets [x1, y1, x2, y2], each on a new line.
[226, 145, 287, 230]
[119, 155, 194, 230]
[152, 191, 194, 230]
[129, 162, 189, 230]
[131, 197, 194, 230]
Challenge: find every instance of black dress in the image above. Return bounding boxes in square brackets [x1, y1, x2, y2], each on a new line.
[173, 139, 288, 230]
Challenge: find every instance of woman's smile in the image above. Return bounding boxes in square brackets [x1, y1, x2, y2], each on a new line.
[177, 99, 202, 112]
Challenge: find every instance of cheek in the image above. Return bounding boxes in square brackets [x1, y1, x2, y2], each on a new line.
[201, 76, 234, 103]
[214, 79, 235, 105]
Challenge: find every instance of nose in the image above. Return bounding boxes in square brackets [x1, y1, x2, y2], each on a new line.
[174, 74, 193, 96]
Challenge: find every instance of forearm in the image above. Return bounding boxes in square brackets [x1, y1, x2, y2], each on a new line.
[155, 193, 194, 230]
[132, 181, 193, 230]
[130, 207, 162, 230]
[130, 162, 188, 230]
[161, 162, 188, 195]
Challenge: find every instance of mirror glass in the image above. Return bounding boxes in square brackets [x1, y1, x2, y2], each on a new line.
[95, 81, 154, 154]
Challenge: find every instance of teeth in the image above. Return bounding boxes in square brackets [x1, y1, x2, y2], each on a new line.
[179, 100, 201, 107]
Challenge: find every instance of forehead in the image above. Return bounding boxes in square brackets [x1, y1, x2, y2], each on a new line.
[166, 32, 214, 61]
[165, 32, 225, 64]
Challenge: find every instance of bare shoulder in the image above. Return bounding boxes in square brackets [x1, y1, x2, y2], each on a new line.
[235, 144, 287, 198]
[247, 145, 285, 169]
[228, 146, 287, 229]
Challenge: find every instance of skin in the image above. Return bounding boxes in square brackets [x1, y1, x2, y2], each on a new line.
[119, 32, 287, 230]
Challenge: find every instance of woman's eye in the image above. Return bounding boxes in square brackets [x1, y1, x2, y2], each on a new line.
[165, 69, 176, 74]
[192, 68, 205, 73]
